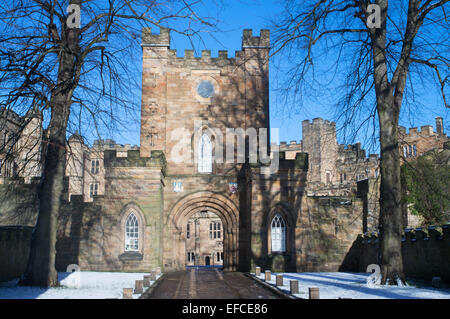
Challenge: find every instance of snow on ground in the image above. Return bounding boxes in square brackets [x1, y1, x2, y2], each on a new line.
[254, 272, 450, 299]
[0, 271, 161, 299]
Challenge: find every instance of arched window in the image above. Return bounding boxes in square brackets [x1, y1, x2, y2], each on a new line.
[125, 213, 139, 251]
[271, 214, 286, 252]
[198, 133, 212, 173]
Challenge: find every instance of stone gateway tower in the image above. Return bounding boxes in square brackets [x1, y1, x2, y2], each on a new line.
[138, 27, 272, 271]
[34, 28, 366, 274]
[1, 27, 447, 281]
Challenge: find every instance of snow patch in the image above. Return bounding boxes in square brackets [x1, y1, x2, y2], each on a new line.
[253, 272, 450, 299]
[0, 271, 158, 299]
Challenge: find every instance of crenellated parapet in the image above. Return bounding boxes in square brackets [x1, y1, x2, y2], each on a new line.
[103, 149, 167, 174]
[141, 27, 270, 68]
[142, 27, 170, 47]
[399, 117, 447, 139]
[302, 118, 336, 129]
[242, 29, 270, 48]
[359, 225, 450, 245]
[165, 48, 241, 67]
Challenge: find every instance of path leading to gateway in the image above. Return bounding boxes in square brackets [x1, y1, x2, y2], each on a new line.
[144, 268, 280, 299]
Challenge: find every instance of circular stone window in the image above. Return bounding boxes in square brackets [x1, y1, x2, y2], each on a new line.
[197, 80, 215, 98]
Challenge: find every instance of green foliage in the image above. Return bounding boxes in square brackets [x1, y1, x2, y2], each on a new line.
[401, 150, 450, 226]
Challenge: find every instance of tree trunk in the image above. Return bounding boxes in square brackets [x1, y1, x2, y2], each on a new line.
[378, 108, 406, 285]
[19, 106, 69, 287]
[19, 16, 79, 286]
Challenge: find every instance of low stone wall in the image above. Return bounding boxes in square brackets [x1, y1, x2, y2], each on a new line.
[0, 226, 33, 282]
[0, 181, 38, 226]
[340, 224, 450, 283]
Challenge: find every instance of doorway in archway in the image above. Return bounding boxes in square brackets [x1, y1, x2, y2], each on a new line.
[185, 211, 223, 268]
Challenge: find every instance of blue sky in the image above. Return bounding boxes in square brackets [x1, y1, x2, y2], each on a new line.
[107, 0, 448, 154]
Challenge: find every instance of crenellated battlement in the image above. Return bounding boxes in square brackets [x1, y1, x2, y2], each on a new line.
[337, 143, 380, 162]
[399, 117, 446, 138]
[359, 224, 450, 245]
[302, 118, 336, 128]
[142, 27, 269, 66]
[342, 224, 450, 282]
[242, 29, 270, 48]
[103, 149, 166, 172]
[142, 27, 170, 47]
[165, 48, 240, 65]
[399, 125, 437, 137]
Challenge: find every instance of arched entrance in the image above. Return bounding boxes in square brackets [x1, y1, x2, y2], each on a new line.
[185, 211, 223, 268]
[167, 191, 239, 271]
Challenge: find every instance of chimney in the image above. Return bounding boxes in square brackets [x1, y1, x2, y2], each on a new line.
[436, 117, 443, 136]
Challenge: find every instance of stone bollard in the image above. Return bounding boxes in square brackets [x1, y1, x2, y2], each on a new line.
[309, 287, 319, 299]
[276, 275, 283, 287]
[123, 288, 133, 299]
[134, 280, 144, 294]
[156, 267, 162, 275]
[143, 275, 151, 287]
[255, 266, 261, 276]
[290, 280, 299, 294]
[265, 270, 271, 282]
[432, 277, 442, 288]
[150, 271, 157, 281]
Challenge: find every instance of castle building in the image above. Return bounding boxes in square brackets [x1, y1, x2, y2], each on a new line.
[399, 117, 448, 162]
[185, 211, 223, 267]
[0, 28, 447, 274]
[65, 136, 139, 202]
[0, 108, 42, 183]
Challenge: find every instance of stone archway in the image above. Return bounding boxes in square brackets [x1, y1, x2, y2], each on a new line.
[167, 191, 239, 271]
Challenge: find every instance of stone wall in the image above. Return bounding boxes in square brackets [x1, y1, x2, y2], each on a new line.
[0, 180, 38, 226]
[340, 224, 450, 283]
[293, 196, 364, 272]
[56, 150, 166, 273]
[247, 153, 364, 273]
[399, 117, 448, 162]
[302, 118, 337, 186]
[0, 226, 33, 282]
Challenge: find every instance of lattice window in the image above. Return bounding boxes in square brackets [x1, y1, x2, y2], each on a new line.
[271, 214, 286, 252]
[209, 222, 221, 239]
[91, 160, 100, 174]
[89, 183, 98, 197]
[198, 133, 212, 173]
[125, 213, 139, 251]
